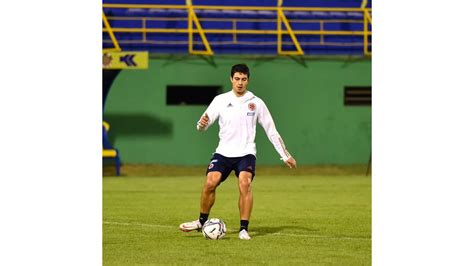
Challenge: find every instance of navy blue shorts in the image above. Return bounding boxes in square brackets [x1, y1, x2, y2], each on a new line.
[206, 153, 256, 183]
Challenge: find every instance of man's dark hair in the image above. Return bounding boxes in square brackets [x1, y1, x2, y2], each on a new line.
[230, 64, 250, 78]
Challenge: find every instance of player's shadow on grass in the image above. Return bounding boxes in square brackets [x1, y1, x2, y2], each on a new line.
[183, 234, 232, 241]
[178, 226, 318, 240]
[251, 225, 320, 238]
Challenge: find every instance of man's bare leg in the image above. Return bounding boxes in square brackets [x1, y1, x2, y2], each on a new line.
[238, 171, 253, 240]
[200, 171, 222, 214]
[179, 171, 221, 232]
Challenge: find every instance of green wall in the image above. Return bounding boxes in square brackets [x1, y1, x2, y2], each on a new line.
[104, 56, 371, 165]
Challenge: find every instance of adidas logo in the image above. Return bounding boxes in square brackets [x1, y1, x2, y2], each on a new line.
[227, 103, 233, 107]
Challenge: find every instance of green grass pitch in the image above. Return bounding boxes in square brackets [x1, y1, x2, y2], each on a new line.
[103, 174, 371, 265]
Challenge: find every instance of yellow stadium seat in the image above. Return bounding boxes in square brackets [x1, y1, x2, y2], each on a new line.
[103, 121, 121, 176]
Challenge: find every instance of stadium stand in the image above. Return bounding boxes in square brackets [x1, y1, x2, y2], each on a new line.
[103, 0, 371, 55]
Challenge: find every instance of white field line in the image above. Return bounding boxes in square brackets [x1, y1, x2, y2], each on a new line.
[103, 221, 174, 229]
[103, 221, 370, 241]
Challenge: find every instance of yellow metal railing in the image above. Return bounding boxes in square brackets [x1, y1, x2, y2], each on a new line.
[102, 4, 372, 56]
[187, 3, 213, 55]
[363, 9, 371, 55]
[102, 11, 121, 52]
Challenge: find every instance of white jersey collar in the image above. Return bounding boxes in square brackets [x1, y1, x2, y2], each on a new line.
[228, 90, 255, 104]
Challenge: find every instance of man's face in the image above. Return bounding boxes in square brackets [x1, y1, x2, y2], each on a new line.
[230, 72, 249, 96]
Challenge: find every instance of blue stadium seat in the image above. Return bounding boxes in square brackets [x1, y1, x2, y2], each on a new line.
[103, 0, 371, 55]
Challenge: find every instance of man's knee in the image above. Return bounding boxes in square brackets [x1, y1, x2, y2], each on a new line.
[204, 172, 221, 192]
[238, 172, 252, 192]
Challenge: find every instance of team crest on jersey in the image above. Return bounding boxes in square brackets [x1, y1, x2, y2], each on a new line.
[208, 163, 214, 169]
[248, 102, 256, 111]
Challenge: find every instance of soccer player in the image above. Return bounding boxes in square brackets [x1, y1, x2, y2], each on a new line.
[179, 64, 297, 240]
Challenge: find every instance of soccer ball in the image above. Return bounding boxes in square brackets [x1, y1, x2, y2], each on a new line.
[202, 218, 226, 240]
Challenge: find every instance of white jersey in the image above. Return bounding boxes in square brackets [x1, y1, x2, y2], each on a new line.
[197, 90, 292, 161]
